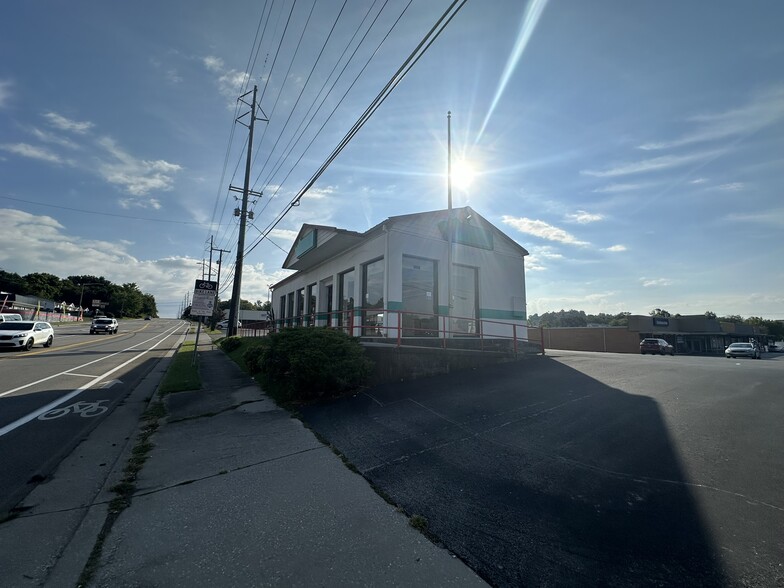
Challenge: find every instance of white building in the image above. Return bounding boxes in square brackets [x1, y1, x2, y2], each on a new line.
[271, 206, 529, 343]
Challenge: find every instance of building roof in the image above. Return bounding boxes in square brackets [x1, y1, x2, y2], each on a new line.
[273, 206, 528, 289]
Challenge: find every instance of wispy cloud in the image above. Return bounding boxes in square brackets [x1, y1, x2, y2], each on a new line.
[638, 84, 784, 151]
[0, 143, 65, 164]
[604, 244, 627, 252]
[566, 210, 603, 224]
[716, 182, 744, 191]
[43, 111, 94, 134]
[640, 277, 672, 288]
[592, 183, 647, 193]
[689, 177, 708, 184]
[581, 149, 724, 178]
[202, 55, 249, 106]
[30, 127, 80, 149]
[502, 216, 589, 246]
[0, 79, 13, 108]
[725, 208, 784, 228]
[97, 137, 182, 196]
[269, 228, 299, 241]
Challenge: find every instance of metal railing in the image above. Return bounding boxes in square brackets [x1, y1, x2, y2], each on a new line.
[262, 307, 544, 355]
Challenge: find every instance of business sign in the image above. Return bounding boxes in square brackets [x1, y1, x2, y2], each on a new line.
[652, 317, 669, 327]
[191, 280, 217, 317]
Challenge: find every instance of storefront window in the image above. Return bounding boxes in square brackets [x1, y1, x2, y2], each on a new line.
[402, 256, 437, 336]
[338, 269, 355, 329]
[362, 258, 384, 335]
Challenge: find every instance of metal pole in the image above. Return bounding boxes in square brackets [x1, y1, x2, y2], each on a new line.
[446, 111, 453, 340]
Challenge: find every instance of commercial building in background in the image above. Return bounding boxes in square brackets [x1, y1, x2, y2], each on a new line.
[538, 314, 775, 355]
[270, 207, 529, 343]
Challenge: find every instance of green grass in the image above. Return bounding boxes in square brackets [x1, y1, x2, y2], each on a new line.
[158, 341, 201, 394]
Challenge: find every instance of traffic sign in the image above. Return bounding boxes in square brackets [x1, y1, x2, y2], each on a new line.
[191, 280, 218, 317]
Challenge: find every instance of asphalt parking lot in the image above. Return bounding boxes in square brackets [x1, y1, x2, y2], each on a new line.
[300, 351, 784, 587]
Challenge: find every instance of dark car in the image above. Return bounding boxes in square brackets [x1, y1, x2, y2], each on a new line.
[640, 338, 674, 355]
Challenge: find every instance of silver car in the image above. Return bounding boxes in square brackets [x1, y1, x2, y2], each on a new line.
[725, 342, 760, 359]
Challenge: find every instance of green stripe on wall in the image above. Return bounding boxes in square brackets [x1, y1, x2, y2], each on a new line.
[387, 301, 403, 310]
[438, 305, 449, 315]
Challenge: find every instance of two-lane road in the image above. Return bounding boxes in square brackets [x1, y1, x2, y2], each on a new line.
[0, 318, 188, 515]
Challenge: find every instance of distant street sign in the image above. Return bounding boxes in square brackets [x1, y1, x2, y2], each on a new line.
[191, 280, 217, 317]
[92, 299, 101, 306]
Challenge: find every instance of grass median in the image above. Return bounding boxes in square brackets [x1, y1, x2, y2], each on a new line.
[158, 340, 201, 394]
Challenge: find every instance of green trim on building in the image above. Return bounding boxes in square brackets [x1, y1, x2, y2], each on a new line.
[438, 305, 450, 316]
[479, 308, 526, 321]
[387, 301, 403, 311]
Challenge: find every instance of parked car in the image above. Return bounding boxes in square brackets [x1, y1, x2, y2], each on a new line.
[0, 321, 54, 350]
[90, 317, 119, 334]
[725, 342, 761, 359]
[144, 315, 152, 320]
[216, 320, 242, 330]
[0, 313, 24, 322]
[640, 338, 675, 355]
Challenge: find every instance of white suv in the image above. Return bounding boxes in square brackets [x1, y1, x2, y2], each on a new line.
[90, 317, 118, 335]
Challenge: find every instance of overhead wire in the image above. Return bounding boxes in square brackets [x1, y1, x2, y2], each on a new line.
[245, 0, 470, 258]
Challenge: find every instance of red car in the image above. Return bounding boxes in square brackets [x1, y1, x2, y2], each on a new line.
[640, 338, 674, 355]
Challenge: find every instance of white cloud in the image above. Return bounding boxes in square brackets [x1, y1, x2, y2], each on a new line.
[638, 84, 784, 151]
[566, 210, 603, 224]
[268, 229, 299, 241]
[30, 127, 80, 149]
[581, 150, 724, 178]
[604, 244, 627, 252]
[0, 142, 65, 164]
[0, 79, 13, 107]
[716, 182, 744, 191]
[725, 208, 784, 228]
[640, 277, 672, 288]
[97, 137, 182, 196]
[592, 183, 646, 193]
[689, 178, 708, 184]
[43, 111, 94, 134]
[166, 70, 183, 84]
[203, 56, 224, 72]
[502, 216, 589, 246]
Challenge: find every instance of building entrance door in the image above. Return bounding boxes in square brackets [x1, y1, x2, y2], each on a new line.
[452, 265, 478, 335]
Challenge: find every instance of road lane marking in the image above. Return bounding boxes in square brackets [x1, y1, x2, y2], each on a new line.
[0, 324, 185, 398]
[0, 326, 185, 437]
[1, 321, 154, 357]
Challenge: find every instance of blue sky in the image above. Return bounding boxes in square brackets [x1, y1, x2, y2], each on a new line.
[2, 0, 783, 319]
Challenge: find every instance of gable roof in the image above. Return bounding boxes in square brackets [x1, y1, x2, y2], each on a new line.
[277, 206, 528, 283]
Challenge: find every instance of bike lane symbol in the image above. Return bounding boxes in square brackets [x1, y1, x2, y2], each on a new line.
[38, 400, 109, 420]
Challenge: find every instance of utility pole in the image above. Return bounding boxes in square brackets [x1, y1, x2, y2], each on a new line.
[211, 244, 230, 327]
[227, 85, 266, 337]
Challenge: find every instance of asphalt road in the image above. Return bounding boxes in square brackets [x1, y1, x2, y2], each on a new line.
[301, 350, 784, 587]
[0, 318, 188, 516]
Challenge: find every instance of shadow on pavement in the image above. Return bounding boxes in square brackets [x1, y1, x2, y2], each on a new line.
[300, 357, 727, 587]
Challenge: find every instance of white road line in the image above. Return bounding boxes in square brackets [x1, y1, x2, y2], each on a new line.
[63, 373, 100, 379]
[0, 325, 186, 438]
[0, 324, 184, 398]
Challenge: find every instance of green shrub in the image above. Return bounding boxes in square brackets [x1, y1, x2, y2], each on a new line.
[256, 327, 373, 404]
[243, 339, 270, 374]
[218, 336, 242, 352]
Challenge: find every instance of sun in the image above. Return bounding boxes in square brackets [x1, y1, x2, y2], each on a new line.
[450, 159, 476, 191]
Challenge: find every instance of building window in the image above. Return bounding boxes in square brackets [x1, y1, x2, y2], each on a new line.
[306, 283, 316, 326]
[286, 292, 294, 326]
[279, 295, 286, 328]
[402, 255, 437, 337]
[452, 264, 478, 335]
[338, 269, 355, 329]
[362, 258, 384, 336]
[296, 288, 304, 326]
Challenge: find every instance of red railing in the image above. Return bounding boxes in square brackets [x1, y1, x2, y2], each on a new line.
[263, 307, 545, 355]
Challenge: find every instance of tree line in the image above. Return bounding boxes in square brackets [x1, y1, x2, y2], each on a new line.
[0, 269, 158, 318]
[528, 308, 783, 339]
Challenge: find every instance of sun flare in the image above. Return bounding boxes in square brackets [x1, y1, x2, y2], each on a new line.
[451, 159, 476, 191]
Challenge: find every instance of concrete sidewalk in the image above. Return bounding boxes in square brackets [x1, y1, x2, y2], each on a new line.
[85, 332, 485, 586]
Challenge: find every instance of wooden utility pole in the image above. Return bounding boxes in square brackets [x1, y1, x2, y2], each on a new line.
[228, 85, 258, 338]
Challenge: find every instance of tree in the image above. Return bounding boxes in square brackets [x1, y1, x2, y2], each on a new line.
[704, 311, 717, 319]
[649, 308, 671, 318]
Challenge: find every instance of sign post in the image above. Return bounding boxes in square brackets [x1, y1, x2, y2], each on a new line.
[190, 280, 217, 365]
